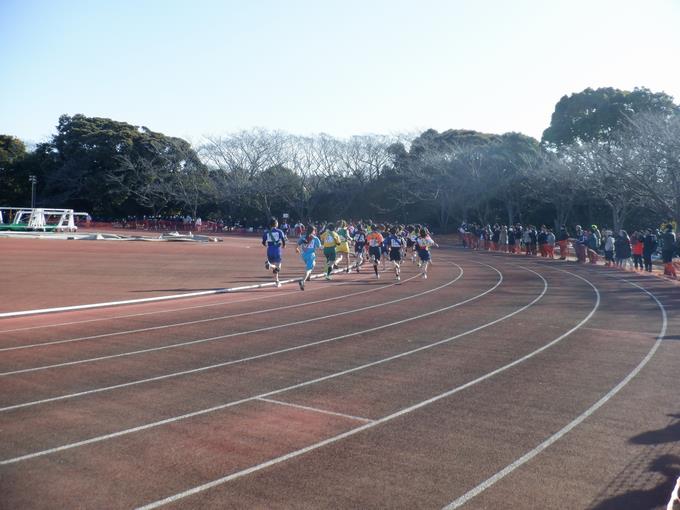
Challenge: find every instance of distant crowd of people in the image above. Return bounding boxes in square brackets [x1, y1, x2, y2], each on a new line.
[458, 222, 679, 278]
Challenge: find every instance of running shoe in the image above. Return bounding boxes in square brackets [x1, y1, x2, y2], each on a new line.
[396, 275, 400, 281]
[376, 273, 380, 279]
[298, 280, 305, 290]
[421, 272, 428, 279]
[275, 281, 281, 288]
[264, 260, 270, 270]
[325, 275, 331, 281]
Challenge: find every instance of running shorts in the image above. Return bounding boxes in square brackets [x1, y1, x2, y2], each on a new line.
[368, 246, 381, 261]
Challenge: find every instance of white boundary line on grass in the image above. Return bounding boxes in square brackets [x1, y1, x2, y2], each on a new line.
[0, 262, 537, 465]
[442, 275, 666, 509]
[0, 265, 465, 376]
[132, 266, 596, 510]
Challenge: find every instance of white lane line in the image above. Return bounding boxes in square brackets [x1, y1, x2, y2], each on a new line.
[0, 272, 365, 334]
[0, 266, 462, 376]
[0, 265, 469, 410]
[0, 252, 458, 334]
[256, 397, 375, 423]
[0, 273, 418, 352]
[0, 260, 364, 319]
[0, 262, 512, 464]
[134, 267, 598, 510]
[442, 276, 664, 510]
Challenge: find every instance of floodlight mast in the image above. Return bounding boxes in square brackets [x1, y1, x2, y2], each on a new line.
[29, 175, 37, 209]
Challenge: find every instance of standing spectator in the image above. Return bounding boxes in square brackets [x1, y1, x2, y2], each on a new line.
[586, 227, 600, 264]
[643, 228, 658, 272]
[499, 225, 508, 252]
[528, 226, 538, 256]
[603, 230, 615, 267]
[631, 231, 644, 270]
[661, 224, 677, 278]
[615, 230, 632, 270]
[545, 228, 556, 258]
[573, 225, 587, 263]
[507, 226, 516, 254]
[556, 226, 570, 260]
[491, 225, 500, 251]
[537, 226, 548, 257]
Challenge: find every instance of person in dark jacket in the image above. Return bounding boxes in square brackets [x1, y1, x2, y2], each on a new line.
[556, 226, 570, 260]
[643, 228, 658, 272]
[661, 224, 677, 278]
[615, 230, 632, 270]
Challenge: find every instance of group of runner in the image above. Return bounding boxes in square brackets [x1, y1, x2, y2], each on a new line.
[262, 219, 439, 289]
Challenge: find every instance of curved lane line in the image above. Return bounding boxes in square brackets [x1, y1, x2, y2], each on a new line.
[0, 259, 367, 319]
[0, 273, 374, 335]
[0, 273, 421, 352]
[0, 265, 465, 376]
[2, 263, 547, 471]
[0, 261, 512, 463]
[131, 265, 566, 510]
[0, 251, 460, 333]
[442, 275, 666, 509]
[0, 265, 474, 410]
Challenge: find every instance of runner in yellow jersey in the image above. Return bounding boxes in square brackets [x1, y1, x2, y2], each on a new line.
[335, 220, 352, 273]
[321, 223, 341, 280]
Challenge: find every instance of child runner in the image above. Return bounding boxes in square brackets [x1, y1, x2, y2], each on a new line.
[353, 224, 367, 272]
[385, 226, 405, 281]
[262, 217, 287, 287]
[336, 220, 352, 273]
[321, 223, 341, 280]
[296, 225, 321, 290]
[366, 225, 384, 279]
[416, 228, 438, 279]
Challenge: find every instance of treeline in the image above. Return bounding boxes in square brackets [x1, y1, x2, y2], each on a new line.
[1, 86, 679, 231]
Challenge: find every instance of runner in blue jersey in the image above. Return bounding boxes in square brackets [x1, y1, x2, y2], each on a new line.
[262, 217, 287, 287]
[385, 226, 405, 281]
[353, 224, 367, 272]
[296, 225, 321, 290]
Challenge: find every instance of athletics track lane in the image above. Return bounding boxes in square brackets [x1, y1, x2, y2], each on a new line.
[0, 257, 501, 458]
[1, 250, 679, 509]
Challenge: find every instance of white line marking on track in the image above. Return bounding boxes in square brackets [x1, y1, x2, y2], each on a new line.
[0, 265, 479, 411]
[0, 262, 531, 465]
[0, 266, 462, 376]
[441, 276, 664, 510]
[256, 397, 375, 423]
[133, 266, 599, 510]
[0, 259, 364, 319]
[0, 273, 363, 334]
[0, 273, 419, 352]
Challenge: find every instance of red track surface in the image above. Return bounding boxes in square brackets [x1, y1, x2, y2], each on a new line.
[1, 237, 679, 509]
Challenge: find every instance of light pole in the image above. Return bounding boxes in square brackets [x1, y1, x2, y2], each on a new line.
[29, 175, 37, 209]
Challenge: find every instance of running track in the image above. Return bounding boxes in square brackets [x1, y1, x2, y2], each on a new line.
[1, 248, 679, 509]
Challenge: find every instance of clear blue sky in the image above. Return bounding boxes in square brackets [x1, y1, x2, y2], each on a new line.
[2, 0, 679, 144]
